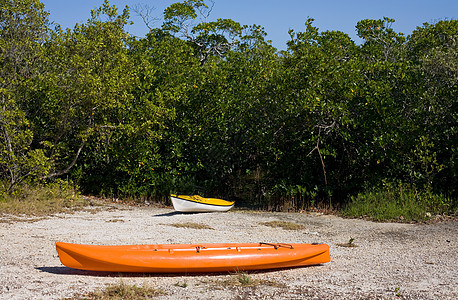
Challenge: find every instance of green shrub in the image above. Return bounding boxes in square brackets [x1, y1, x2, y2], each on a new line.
[0, 180, 87, 216]
[342, 181, 453, 222]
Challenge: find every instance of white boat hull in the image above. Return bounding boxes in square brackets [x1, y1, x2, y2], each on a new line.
[171, 196, 234, 212]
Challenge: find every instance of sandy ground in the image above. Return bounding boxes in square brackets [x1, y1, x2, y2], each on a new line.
[0, 201, 457, 300]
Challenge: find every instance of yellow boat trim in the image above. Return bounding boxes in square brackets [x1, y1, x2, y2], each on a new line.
[171, 194, 235, 207]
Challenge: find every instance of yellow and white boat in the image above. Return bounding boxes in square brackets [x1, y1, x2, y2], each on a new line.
[170, 194, 235, 212]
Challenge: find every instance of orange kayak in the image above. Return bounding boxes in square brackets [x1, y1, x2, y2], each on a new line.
[56, 242, 330, 273]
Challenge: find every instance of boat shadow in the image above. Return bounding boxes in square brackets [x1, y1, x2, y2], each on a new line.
[36, 266, 212, 278]
[152, 211, 215, 217]
[36, 267, 133, 277]
[37, 265, 324, 278]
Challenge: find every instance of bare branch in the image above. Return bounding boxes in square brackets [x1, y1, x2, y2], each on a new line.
[132, 4, 159, 31]
[42, 107, 97, 180]
[307, 127, 328, 185]
[42, 140, 86, 179]
[196, 0, 214, 23]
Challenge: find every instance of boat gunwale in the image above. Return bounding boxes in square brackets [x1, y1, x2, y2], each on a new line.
[57, 242, 322, 252]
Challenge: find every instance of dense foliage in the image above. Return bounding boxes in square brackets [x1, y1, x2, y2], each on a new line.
[1, 0, 456, 213]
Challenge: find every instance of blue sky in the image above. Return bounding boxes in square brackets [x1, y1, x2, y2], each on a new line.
[40, 0, 457, 50]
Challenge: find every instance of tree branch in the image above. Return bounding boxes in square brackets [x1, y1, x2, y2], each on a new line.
[307, 127, 328, 185]
[42, 140, 86, 179]
[132, 4, 159, 31]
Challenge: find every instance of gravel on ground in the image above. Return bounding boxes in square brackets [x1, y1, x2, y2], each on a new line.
[1, 201, 456, 299]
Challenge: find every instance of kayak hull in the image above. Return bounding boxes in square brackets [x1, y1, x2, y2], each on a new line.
[56, 242, 330, 273]
[171, 195, 234, 212]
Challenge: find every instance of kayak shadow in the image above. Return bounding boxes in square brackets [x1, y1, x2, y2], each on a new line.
[37, 265, 324, 278]
[152, 211, 182, 217]
[37, 266, 125, 277]
[152, 211, 213, 217]
[37, 266, 193, 278]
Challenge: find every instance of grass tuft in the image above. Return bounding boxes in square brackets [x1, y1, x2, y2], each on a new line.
[175, 281, 188, 288]
[162, 222, 214, 230]
[71, 280, 164, 299]
[217, 271, 285, 289]
[165, 222, 214, 230]
[337, 237, 357, 247]
[237, 272, 254, 286]
[261, 220, 304, 230]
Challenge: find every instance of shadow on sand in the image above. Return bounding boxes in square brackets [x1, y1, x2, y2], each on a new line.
[36, 266, 204, 278]
[152, 211, 213, 217]
[36, 265, 316, 277]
